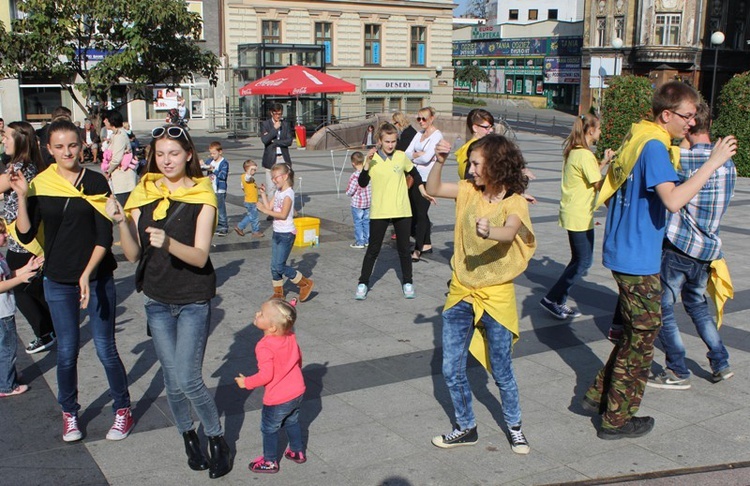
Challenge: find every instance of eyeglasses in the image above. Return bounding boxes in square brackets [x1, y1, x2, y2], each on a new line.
[416, 116, 429, 122]
[477, 124, 493, 131]
[152, 126, 187, 139]
[670, 110, 696, 122]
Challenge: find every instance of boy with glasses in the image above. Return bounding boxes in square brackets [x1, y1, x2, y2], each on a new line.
[582, 82, 737, 440]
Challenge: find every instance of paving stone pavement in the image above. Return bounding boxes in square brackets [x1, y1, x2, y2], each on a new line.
[2, 123, 750, 485]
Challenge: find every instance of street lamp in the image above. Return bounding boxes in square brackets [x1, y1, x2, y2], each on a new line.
[710, 31, 725, 117]
[612, 37, 623, 76]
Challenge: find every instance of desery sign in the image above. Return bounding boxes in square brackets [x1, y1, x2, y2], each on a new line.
[364, 80, 432, 92]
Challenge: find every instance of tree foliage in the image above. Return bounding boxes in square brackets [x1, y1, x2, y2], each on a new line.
[712, 71, 750, 176]
[455, 65, 489, 100]
[466, 0, 488, 18]
[597, 75, 653, 158]
[0, 0, 219, 117]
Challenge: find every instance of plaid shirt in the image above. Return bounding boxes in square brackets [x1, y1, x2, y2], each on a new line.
[345, 171, 372, 209]
[665, 143, 736, 261]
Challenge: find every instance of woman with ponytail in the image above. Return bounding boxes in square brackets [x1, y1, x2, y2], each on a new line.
[539, 113, 614, 320]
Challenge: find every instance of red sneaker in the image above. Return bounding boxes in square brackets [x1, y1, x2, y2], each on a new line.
[106, 407, 134, 440]
[62, 412, 83, 442]
[249, 456, 279, 474]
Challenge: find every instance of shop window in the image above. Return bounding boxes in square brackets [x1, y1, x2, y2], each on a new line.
[529, 10, 538, 21]
[365, 97, 384, 115]
[411, 26, 426, 66]
[509, 9, 519, 21]
[405, 98, 423, 114]
[655, 14, 680, 46]
[364, 24, 381, 65]
[21, 87, 62, 122]
[388, 98, 401, 112]
[548, 9, 558, 20]
[315, 22, 333, 65]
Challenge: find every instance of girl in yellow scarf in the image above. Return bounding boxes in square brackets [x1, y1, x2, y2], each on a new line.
[426, 134, 536, 455]
[106, 125, 231, 479]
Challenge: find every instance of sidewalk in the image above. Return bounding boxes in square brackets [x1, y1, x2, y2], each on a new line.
[2, 126, 750, 485]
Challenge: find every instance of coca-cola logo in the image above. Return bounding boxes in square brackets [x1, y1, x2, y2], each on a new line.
[257, 77, 288, 87]
[292, 87, 309, 94]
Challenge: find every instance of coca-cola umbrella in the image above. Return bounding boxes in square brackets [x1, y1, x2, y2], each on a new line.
[239, 65, 356, 126]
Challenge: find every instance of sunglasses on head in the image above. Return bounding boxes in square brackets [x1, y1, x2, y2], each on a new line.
[152, 126, 187, 139]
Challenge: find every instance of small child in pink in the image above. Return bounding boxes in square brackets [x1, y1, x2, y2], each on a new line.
[235, 298, 306, 474]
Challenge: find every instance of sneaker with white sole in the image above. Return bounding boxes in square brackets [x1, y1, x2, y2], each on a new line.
[508, 425, 530, 454]
[355, 283, 368, 300]
[431, 425, 478, 448]
[349, 243, 365, 249]
[26, 333, 56, 354]
[62, 412, 83, 442]
[106, 407, 135, 440]
[402, 283, 416, 299]
[647, 369, 691, 390]
[712, 367, 735, 383]
[539, 298, 570, 320]
[559, 303, 582, 318]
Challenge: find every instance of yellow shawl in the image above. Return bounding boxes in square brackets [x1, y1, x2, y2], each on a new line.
[8, 165, 110, 256]
[596, 120, 681, 209]
[708, 258, 733, 328]
[124, 173, 217, 225]
[454, 137, 477, 180]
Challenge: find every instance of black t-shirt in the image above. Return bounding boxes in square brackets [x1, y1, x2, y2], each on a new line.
[18, 168, 117, 283]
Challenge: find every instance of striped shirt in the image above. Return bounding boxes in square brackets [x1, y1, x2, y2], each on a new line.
[665, 143, 736, 261]
[346, 171, 372, 209]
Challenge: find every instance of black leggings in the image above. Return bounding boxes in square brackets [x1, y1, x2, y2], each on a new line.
[358, 217, 412, 286]
[409, 183, 431, 252]
[6, 249, 54, 339]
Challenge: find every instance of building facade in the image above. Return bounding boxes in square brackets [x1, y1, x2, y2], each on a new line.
[487, 0, 585, 24]
[580, 0, 750, 115]
[224, 0, 455, 129]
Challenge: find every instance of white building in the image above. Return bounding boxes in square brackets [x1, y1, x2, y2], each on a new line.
[487, 0, 584, 24]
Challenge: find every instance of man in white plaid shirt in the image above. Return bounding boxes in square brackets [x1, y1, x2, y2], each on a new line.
[648, 102, 737, 390]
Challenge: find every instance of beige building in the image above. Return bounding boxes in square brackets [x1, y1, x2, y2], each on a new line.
[223, 0, 456, 127]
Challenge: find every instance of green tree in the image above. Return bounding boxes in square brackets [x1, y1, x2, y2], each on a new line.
[712, 71, 750, 176]
[466, 0, 488, 18]
[597, 75, 653, 157]
[455, 64, 489, 101]
[0, 0, 219, 121]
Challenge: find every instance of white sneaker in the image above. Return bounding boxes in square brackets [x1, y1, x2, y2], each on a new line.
[402, 283, 416, 299]
[355, 283, 368, 300]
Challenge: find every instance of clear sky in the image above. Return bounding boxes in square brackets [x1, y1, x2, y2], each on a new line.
[454, 0, 470, 16]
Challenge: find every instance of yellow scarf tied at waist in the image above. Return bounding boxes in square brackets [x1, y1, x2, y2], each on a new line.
[445, 276, 519, 372]
[708, 258, 733, 328]
[124, 173, 217, 226]
[596, 120, 681, 209]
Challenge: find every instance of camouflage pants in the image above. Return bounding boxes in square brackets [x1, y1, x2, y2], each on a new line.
[585, 272, 662, 429]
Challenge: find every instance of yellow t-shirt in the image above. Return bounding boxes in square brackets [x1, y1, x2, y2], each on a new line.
[445, 182, 536, 341]
[241, 175, 258, 203]
[368, 150, 414, 219]
[558, 148, 603, 231]
[454, 137, 477, 180]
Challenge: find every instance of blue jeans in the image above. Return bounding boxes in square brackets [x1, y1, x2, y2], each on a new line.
[351, 206, 370, 246]
[441, 300, 521, 430]
[545, 229, 594, 304]
[659, 248, 730, 377]
[238, 202, 261, 233]
[271, 231, 297, 281]
[145, 297, 222, 437]
[44, 275, 130, 414]
[0, 315, 20, 393]
[216, 192, 228, 232]
[261, 394, 304, 462]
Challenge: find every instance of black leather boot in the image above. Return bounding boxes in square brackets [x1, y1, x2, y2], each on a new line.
[182, 430, 209, 471]
[208, 435, 232, 479]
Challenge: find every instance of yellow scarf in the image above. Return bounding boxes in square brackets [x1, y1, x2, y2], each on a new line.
[9, 164, 110, 256]
[708, 258, 733, 328]
[124, 173, 217, 225]
[29, 164, 111, 219]
[454, 137, 477, 180]
[445, 279, 519, 371]
[596, 120, 681, 209]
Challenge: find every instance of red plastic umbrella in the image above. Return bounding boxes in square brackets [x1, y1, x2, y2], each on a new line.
[238, 65, 356, 96]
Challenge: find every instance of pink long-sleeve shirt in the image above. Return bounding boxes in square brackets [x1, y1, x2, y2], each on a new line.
[243, 333, 305, 406]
